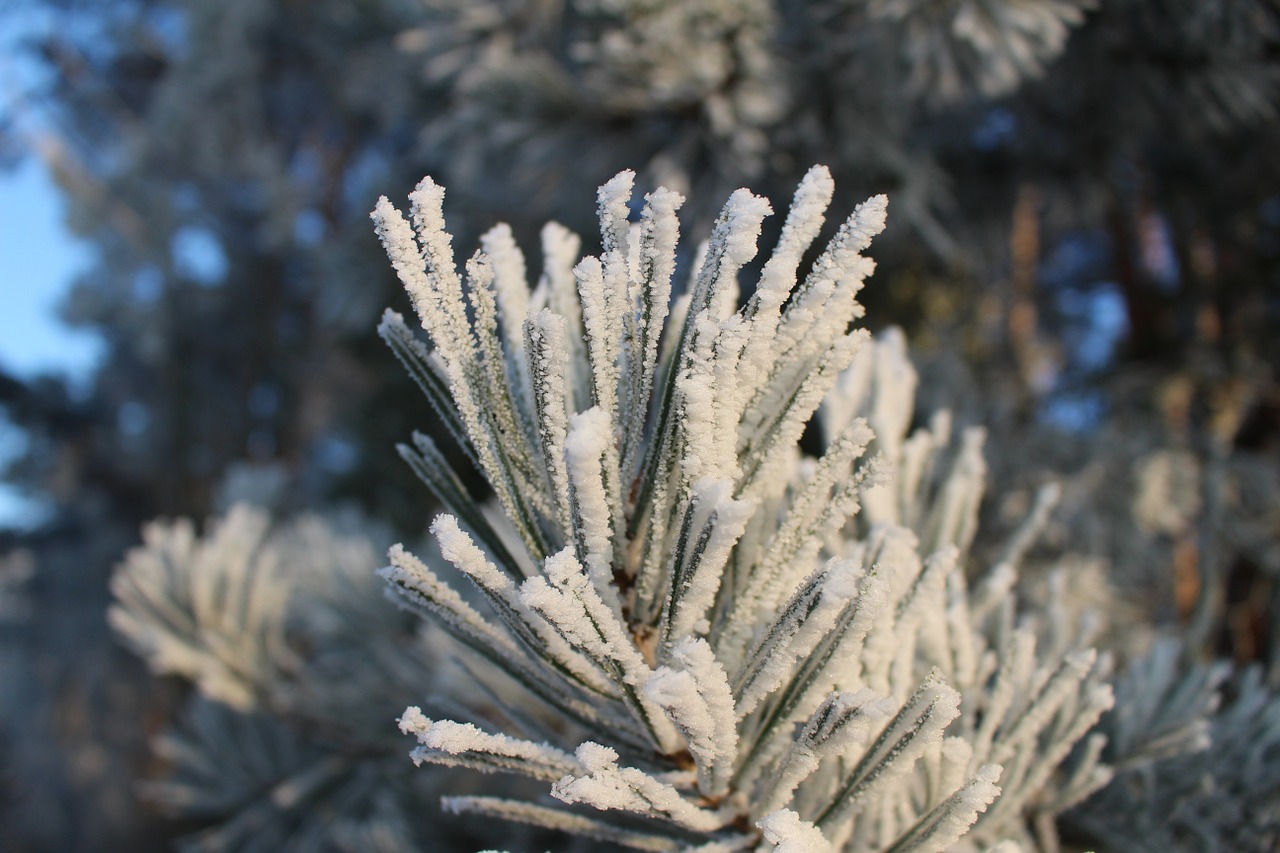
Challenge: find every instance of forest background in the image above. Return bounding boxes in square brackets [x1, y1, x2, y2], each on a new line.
[0, 0, 1277, 850]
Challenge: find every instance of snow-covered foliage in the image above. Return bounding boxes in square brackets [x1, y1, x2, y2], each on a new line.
[372, 167, 1114, 850]
[1065, 639, 1280, 851]
[108, 507, 473, 852]
[395, 0, 1099, 240]
[401, 0, 784, 199]
[111, 507, 416, 718]
[853, 0, 1096, 102]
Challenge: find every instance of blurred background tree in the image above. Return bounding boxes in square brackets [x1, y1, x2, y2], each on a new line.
[0, 0, 1276, 849]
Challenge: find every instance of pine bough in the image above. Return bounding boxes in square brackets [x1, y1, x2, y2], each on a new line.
[109, 508, 452, 852]
[370, 166, 1115, 852]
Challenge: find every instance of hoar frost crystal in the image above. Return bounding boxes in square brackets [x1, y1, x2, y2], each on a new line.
[371, 167, 1113, 852]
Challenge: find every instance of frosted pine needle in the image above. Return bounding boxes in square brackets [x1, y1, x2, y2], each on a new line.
[370, 167, 1112, 851]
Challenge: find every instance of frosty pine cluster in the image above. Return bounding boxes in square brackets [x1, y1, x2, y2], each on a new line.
[369, 166, 1114, 852]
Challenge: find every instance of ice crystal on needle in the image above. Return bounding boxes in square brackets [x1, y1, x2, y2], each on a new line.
[372, 167, 1112, 851]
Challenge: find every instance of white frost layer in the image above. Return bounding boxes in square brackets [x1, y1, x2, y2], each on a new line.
[757, 809, 833, 853]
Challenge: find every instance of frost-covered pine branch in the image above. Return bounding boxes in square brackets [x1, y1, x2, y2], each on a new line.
[109, 507, 482, 852]
[855, 0, 1096, 102]
[1065, 639, 1280, 852]
[372, 166, 1113, 851]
